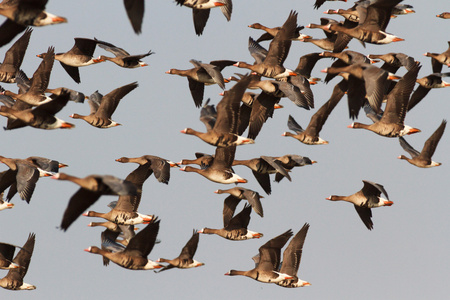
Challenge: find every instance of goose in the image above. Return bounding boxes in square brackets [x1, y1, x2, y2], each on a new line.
[167, 59, 235, 107]
[248, 22, 309, 43]
[115, 155, 177, 184]
[321, 63, 389, 114]
[282, 79, 346, 145]
[82, 163, 154, 226]
[436, 12, 450, 19]
[0, 89, 75, 130]
[407, 72, 450, 111]
[85, 218, 162, 270]
[95, 38, 154, 68]
[156, 230, 204, 272]
[224, 229, 294, 283]
[214, 186, 264, 218]
[326, 180, 393, 230]
[424, 41, 450, 73]
[37, 38, 107, 83]
[277, 223, 311, 288]
[398, 120, 446, 168]
[52, 173, 139, 231]
[198, 204, 263, 240]
[0, 27, 31, 83]
[234, 11, 298, 79]
[0, 156, 67, 201]
[70, 82, 138, 128]
[3, 46, 55, 106]
[367, 52, 416, 74]
[0, 233, 35, 290]
[0, 0, 66, 47]
[181, 75, 254, 147]
[0, 156, 41, 203]
[348, 63, 421, 137]
[303, 18, 346, 52]
[180, 146, 247, 184]
[270, 154, 317, 182]
[325, 0, 404, 48]
[174, 0, 232, 36]
[231, 156, 290, 194]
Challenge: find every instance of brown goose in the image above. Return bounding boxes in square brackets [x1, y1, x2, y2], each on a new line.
[198, 204, 263, 240]
[82, 163, 154, 226]
[437, 12, 450, 19]
[95, 38, 154, 68]
[181, 75, 254, 147]
[234, 11, 298, 79]
[167, 59, 235, 107]
[70, 82, 138, 128]
[407, 72, 450, 112]
[326, 180, 393, 230]
[175, 0, 232, 36]
[303, 18, 346, 51]
[224, 229, 294, 283]
[52, 173, 139, 231]
[282, 79, 347, 145]
[180, 146, 247, 184]
[270, 154, 317, 182]
[85, 218, 162, 270]
[325, 0, 404, 47]
[0, 89, 75, 130]
[0, 233, 35, 290]
[231, 156, 290, 194]
[398, 120, 446, 168]
[321, 63, 389, 113]
[424, 41, 450, 73]
[0, 156, 67, 203]
[0, 0, 66, 47]
[0, 156, 40, 203]
[248, 22, 309, 43]
[214, 186, 264, 218]
[367, 52, 416, 74]
[156, 230, 204, 272]
[37, 38, 107, 83]
[348, 63, 421, 137]
[3, 46, 55, 106]
[0, 27, 31, 83]
[115, 155, 177, 184]
[277, 223, 311, 288]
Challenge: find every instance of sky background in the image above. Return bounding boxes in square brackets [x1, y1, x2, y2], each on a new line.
[0, 0, 449, 299]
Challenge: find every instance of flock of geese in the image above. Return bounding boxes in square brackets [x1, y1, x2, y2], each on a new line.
[0, 0, 449, 294]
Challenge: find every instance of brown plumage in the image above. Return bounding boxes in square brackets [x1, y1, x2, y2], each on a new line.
[326, 180, 393, 230]
[0, 233, 35, 290]
[398, 120, 446, 168]
[234, 11, 298, 78]
[181, 75, 254, 147]
[348, 63, 421, 137]
[85, 218, 162, 270]
[53, 173, 139, 231]
[224, 229, 294, 283]
[70, 82, 138, 128]
[156, 230, 204, 272]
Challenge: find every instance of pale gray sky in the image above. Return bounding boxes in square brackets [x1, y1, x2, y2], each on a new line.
[0, 1, 449, 299]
